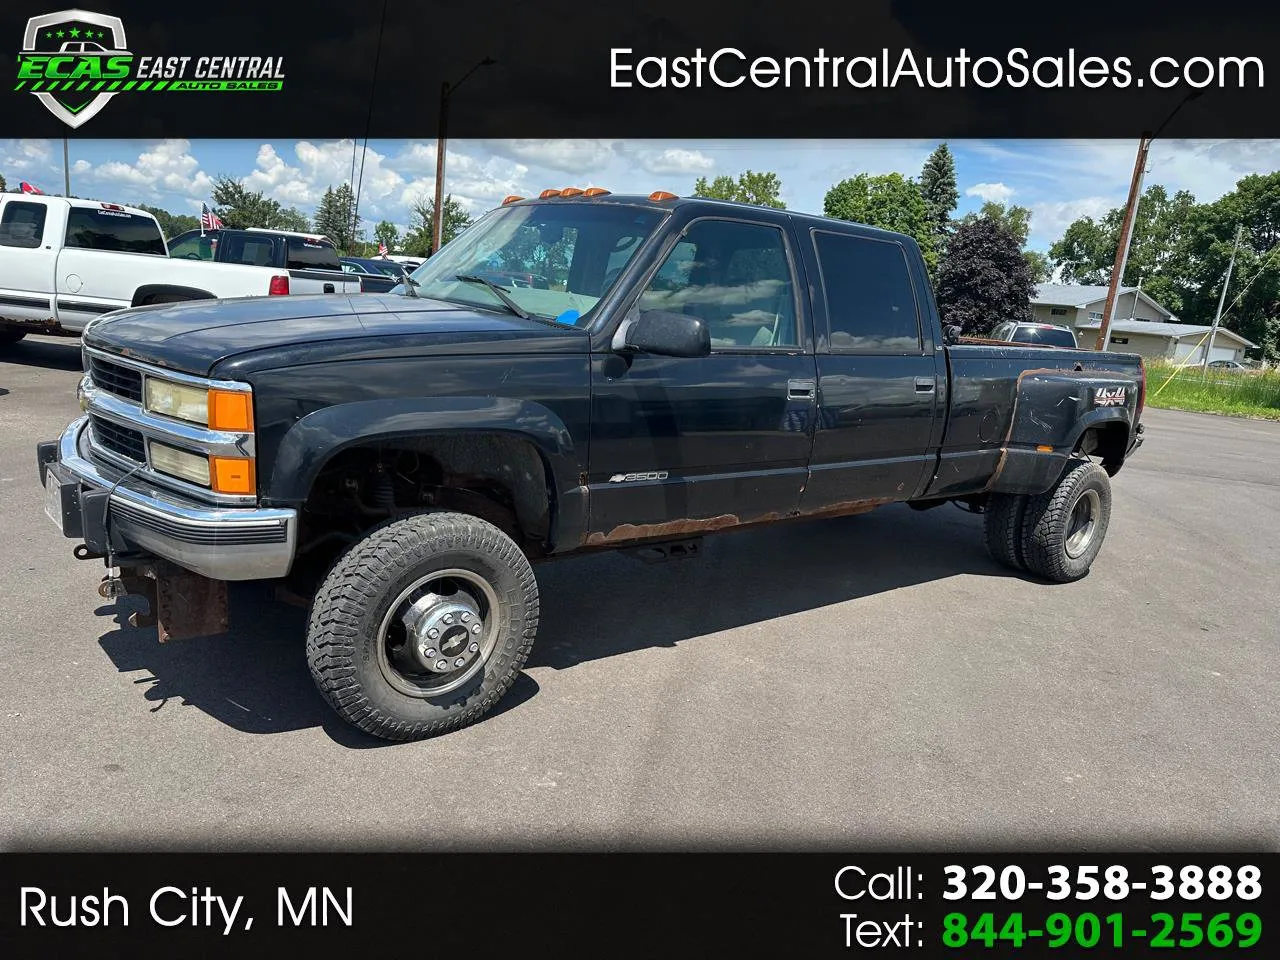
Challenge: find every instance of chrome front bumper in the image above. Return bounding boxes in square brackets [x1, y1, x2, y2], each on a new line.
[41, 416, 296, 581]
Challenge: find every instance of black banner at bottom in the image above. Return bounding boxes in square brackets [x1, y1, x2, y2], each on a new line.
[2, 852, 1275, 956]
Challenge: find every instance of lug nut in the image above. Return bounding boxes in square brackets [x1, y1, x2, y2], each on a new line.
[423, 648, 436, 659]
[435, 659, 448, 671]
[442, 613, 454, 624]
[461, 612, 471, 622]
[469, 642, 479, 653]
[454, 657, 466, 668]
[427, 628, 439, 639]
[471, 623, 481, 634]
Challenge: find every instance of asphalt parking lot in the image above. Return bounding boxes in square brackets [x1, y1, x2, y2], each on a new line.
[1, 333, 1277, 852]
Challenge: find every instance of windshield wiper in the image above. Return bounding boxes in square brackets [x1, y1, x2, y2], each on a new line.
[454, 274, 530, 319]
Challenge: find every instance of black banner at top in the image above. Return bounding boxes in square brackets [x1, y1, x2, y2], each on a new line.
[0, 0, 1276, 139]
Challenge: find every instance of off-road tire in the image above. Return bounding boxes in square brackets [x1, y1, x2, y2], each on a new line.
[1020, 459, 1112, 583]
[983, 493, 1029, 571]
[0, 330, 27, 345]
[306, 511, 539, 741]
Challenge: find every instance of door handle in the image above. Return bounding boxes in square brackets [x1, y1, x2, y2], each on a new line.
[323, 282, 335, 293]
[915, 377, 936, 393]
[787, 378, 816, 401]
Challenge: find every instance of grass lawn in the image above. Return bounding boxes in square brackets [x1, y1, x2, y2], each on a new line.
[1145, 361, 1280, 420]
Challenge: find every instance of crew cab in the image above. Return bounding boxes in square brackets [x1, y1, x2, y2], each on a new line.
[0, 197, 357, 343]
[37, 190, 1147, 742]
[168, 228, 359, 299]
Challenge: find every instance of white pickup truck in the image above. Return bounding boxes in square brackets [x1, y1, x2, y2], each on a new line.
[0, 195, 361, 343]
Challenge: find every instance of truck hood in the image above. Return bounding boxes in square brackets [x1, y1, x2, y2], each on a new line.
[81, 293, 585, 375]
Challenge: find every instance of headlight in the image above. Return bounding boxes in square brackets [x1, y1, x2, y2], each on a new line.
[148, 440, 211, 486]
[143, 377, 254, 431]
[145, 378, 208, 425]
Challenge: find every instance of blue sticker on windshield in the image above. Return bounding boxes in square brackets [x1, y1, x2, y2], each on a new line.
[554, 309, 580, 325]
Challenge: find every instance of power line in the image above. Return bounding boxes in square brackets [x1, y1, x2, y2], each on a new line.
[351, 0, 389, 249]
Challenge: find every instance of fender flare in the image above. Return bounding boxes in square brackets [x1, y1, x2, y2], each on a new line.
[131, 284, 216, 307]
[264, 396, 581, 507]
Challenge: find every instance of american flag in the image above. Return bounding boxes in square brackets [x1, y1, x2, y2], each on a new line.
[19, 181, 43, 195]
[378, 241, 388, 256]
[200, 202, 223, 231]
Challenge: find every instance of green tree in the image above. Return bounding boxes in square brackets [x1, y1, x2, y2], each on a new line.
[210, 174, 311, 233]
[402, 195, 472, 258]
[136, 204, 199, 240]
[823, 172, 936, 272]
[919, 143, 958, 248]
[0, 173, 7, 193]
[935, 214, 1036, 335]
[692, 170, 785, 208]
[1024, 249, 1053, 284]
[312, 184, 358, 251]
[374, 220, 400, 253]
[961, 201, 1049, 281]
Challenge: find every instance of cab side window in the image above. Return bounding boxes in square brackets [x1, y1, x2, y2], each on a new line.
[813, 230, 923, 354]
[0, 201, 48, 249]
[638, 219, 798, 349]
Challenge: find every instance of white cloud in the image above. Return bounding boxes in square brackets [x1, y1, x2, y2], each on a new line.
[966, 181, 1014, 204]
[482, 139, 618, 173]
[1029, 196, 1113, 242]
[83, 139, 212, 200]
[635, 148, 715, 176]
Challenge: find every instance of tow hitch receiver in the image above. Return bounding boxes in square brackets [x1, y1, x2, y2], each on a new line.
[99, 560, 229, 642]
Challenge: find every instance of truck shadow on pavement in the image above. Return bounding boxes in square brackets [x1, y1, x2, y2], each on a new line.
[94, 503, 1013, 746]
[2, 336, 83, 372]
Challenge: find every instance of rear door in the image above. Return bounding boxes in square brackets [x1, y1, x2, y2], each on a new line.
[796, 226, 944, 510]
[0, 197, 56, 321]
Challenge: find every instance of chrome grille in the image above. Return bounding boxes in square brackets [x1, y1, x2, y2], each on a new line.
[88, 356, 143, 402]
[90, 415, 147, 463]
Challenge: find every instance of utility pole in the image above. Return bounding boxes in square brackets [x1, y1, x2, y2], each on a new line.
[63, 138, 70, 196]
[432, 57, 495, 255]
[432, 79, 449, 256]
[1095, 135, 1149, 351]
[1202, 224, 1242, 369]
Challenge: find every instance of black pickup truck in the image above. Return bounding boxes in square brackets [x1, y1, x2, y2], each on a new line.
[37, 192, 1146, 741]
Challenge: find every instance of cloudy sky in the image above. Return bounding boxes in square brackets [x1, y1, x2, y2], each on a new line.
[3, 138, 1278, 251]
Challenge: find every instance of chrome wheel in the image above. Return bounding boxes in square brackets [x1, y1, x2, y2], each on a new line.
[376, 568, 502, 698]
[1064, 489, 1101, 559]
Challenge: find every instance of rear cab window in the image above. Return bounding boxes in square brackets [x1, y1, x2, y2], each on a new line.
[286, 237, 341, 271]
[1014, 325, 1078, 348]
[64, 207, 166, 255]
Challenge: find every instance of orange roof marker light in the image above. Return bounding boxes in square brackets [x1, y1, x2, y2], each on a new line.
[559, 187, 585, 197]
[501, 195, 525, 204]
[539, 188, 562, 198]
[649, 190, 678, 201]
[583, 187, 611, 197]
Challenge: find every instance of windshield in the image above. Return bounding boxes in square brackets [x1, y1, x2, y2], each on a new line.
[1013, 325, 1078, 348]
[401, 202, 666, 326]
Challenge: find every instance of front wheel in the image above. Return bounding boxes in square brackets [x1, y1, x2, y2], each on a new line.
[1020, 459, 1113, 582]
[0, 329, 27, 345]
[306, 511, 539, 741]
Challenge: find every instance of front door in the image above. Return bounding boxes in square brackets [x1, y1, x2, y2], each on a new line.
[0, 198, 55, 321]
[588, 214, 818, 542]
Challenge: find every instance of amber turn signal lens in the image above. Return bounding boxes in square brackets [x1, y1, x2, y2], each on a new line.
[648, 190, 678, 201]
[211, 456, 256, 495]
[501, 195, 524, 204]
[583, 187, 610, 197]
[1036, 445, 1054, 452]
[559, 187, 584, 197]
[208, 389, 253, 432]
[539, 188, 561, 198]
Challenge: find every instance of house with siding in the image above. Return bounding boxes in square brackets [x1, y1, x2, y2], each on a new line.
[1030, 284, 1257, 363]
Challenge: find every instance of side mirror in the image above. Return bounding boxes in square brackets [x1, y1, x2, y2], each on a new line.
[622, 310, 711, 358]
[943, 324, 963, 345]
